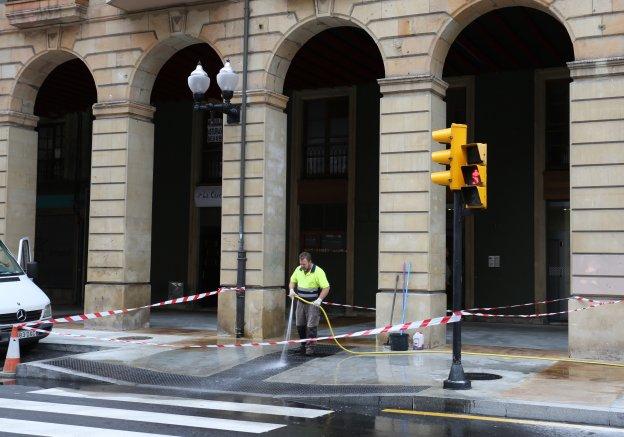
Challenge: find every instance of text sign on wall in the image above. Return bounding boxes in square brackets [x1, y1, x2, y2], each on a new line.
[488, 255, 500, 268]
[194, 185, 222, 207]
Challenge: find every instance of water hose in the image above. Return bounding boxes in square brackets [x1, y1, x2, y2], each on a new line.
[293, 294, 422, 356]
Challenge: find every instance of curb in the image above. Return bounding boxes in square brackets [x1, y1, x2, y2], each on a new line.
[17, 360, 124, 385]
[408, 394, 624, 428]
[36, 342, 105, 354]
[284, 394, 624, 428]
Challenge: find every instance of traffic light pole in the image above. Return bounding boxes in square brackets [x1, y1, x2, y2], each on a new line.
[444, 190, 471, 390]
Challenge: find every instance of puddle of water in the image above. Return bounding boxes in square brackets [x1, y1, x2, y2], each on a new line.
[539, 361, 624, 382]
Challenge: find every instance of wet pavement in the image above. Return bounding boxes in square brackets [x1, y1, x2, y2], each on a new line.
[34, 346, 431, 397]
[0, 343, 68, 364]
[14, 310, 624, 429]
[0, 379, 620, 436]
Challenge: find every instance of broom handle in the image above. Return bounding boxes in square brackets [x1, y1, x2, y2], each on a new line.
[389, 274, 399, 326]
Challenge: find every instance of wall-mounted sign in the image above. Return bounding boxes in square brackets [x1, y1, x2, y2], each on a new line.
[207, 117, 223, 143]
[194, 185, 222, 207]
[488, 255, 500, 268]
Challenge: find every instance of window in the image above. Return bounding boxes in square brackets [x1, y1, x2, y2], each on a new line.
[0, 240, 23, 277]
[303, 97, 349, 178]
[37, 122, 65, 182]
[545, 78, 570, 170]
[202, 115, 222, 182]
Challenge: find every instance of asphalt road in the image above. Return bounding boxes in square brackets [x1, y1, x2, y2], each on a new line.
[0, 380, 620, 436]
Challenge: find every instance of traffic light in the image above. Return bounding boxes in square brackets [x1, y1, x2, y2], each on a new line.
[460, 143, 487, 209]
[431, 124, 467, 191]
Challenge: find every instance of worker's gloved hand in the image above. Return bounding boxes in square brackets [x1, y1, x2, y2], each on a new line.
[288, 289, 296, 298]
[313, 298, 322, 307]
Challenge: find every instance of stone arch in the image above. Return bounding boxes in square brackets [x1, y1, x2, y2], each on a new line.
[10, 49, 95, 115]
[429, 0, 576, 77]
[128, 35, 224, 105]
[265, 15, 387, 94]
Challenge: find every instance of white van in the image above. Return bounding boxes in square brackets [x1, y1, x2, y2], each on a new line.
[0, 238, 52, 346]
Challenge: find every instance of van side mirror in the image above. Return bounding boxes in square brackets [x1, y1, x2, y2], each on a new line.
[17, 237, 32, 270]
[26, 262, 38, 280]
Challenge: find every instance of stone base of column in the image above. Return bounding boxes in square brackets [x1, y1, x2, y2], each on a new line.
[218, 288, 285, 340]
[217, 289, 237, 336]
[569, 296, 624, 361]
[83, 283, 150, 330]
[375, 291, 446, 349]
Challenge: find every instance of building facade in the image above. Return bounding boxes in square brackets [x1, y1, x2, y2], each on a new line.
[0, 0, 622, 359]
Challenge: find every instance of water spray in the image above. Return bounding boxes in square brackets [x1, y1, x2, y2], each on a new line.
[279, 296, 295, 364]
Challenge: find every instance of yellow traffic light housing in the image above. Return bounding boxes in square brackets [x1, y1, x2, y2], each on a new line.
[430, 149, 452, 186]
[460, 143, 487, 209]
[431, 124, 467, 191]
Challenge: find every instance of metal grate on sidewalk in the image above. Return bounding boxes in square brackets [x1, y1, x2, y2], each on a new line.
[44, 345, 429, 397]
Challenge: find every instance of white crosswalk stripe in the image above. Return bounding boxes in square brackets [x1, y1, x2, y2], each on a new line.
[0, 388, 333, 436]
[31, 388, 332, 419]
[0, 397, 283, 434]
[0, 418, 173, 437]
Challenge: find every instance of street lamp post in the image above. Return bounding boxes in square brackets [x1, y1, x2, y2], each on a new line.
[188, 60, 241, 124]
[188, 60, 246, 338]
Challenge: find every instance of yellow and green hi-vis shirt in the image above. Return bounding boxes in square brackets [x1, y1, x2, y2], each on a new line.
[290, 264, 330, 299]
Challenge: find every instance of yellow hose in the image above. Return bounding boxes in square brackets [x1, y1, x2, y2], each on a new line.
[294, 295, 425, 356]
[293, 295, 624, 367]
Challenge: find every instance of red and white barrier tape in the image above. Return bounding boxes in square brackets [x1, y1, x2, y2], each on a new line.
[322, 295, 620, 313]
[22, 313, 462, 349]
[21, 298, 622, 349]
[321, 301, 377, 311]
[18, 287, 242, 328]
[575, 296, 620, 305]
[455, 296, 572, 313]
[463, 298, 621, 319]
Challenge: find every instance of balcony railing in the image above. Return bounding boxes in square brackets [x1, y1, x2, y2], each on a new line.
[4, 0, 88, 29]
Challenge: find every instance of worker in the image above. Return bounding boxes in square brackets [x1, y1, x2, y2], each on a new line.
[288, 251, 330, 356]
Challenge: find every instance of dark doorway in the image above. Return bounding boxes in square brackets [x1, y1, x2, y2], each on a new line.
[34, 58, 97, 306]
[150, 43, 223, 304]
[442, 7, 573, 314]
[284, 27, 384, 309]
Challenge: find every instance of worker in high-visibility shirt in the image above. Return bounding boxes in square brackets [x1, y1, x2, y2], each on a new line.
[288, 251, 330, 356]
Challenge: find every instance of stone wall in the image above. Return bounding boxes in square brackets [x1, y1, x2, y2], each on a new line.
[568, 57, 624, 359]
[0, 0, 619, 346]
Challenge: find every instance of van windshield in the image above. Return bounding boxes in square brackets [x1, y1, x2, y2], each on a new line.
[0, 241, 23, 276]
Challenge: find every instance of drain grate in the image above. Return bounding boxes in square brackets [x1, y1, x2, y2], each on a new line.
[465, 372, 502, 381]
[113, 336, 152, 341]
[44, 347, 430, 397]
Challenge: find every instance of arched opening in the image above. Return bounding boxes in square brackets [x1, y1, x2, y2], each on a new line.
[149, 43, 223, 305]
[34, 58, 97, 307]
[284, 26, 384, 309]
[441, 6, 574, 327]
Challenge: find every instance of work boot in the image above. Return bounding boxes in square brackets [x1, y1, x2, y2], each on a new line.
[292, 326, 307, 354]
[305, 327, 317, 356]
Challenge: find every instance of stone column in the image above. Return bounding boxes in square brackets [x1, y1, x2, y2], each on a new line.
[0, 111, 38, 255]
[375, 75, 448, 349]
[84, 101, 155, 330]
[568, 57, 624, 361]
[218, 90, 288, 339]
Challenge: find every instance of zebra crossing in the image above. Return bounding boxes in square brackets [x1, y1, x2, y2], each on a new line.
[0, 387, 333, 436]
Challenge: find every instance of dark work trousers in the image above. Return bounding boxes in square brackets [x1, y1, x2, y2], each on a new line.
[295, 300, 320, 348]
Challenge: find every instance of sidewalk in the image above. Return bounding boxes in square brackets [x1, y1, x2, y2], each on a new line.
[16, 312, 624, 427]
